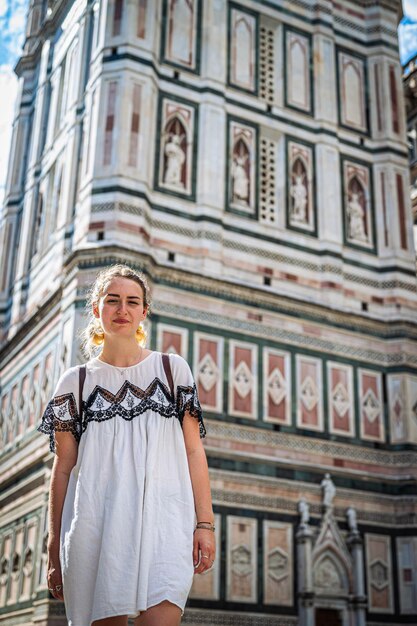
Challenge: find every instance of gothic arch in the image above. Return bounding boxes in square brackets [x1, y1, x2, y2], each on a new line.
[342, 58, 364, 128]
[287, 34, 309, 110]
[32, 191, 44, 257]
[232, 14, 254, 89]
[313, 544, 352, 594]
[168, 0, 194, 67]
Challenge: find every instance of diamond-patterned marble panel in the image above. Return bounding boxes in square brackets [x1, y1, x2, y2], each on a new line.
[194, 334, 224, 413]
[296, 355, 323, 431]
[157, 324, 188, 357]
[365, 534, 393, 613]
[359, 370, 384, 442]
[229, 341, 257, 418]
[227, 516, 257, 603]
[263, 521, 293, 606]
[327, 362, 354, 437]
[263, 348, 291, 425]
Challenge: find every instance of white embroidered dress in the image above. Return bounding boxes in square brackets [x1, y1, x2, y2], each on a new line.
[38, 352, 205, 626]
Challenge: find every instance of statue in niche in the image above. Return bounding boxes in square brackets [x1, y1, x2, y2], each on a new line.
[232, 154, 249, 204]
[298, 498, 310, 526]
[290, 173, 308, 223]
[231, 136, 250, 206]
[346, 506, 358, 533]
[321, 473, 336, 510]
[164, 132, 186, 188]
[347, 191, 368, 242]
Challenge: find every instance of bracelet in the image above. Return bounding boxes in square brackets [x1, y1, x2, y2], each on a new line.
[195, 522, 215, 532]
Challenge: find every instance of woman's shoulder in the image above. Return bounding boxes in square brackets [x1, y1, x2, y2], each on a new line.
[50, 364, 82, 397]
[166, 352, 194, 382]
[58, 364, 81, 381]
[167, 352, 189, 367]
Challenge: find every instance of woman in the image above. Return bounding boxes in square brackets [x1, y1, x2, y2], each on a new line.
[38, 264, 215, 626]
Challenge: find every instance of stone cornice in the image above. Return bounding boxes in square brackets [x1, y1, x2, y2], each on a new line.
[206, 420, 417, 470]
[63, 246, 417, 344]
[182, 611, 296, 626]
[1, 246, 417, 374]
[15, 0, 89, 77]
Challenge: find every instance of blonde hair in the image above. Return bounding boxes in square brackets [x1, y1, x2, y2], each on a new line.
[80, 264, 151, 358]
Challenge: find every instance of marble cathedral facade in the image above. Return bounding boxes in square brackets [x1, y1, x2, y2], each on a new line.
[0, 0, 417, 625]
[404, 52, 417, 249]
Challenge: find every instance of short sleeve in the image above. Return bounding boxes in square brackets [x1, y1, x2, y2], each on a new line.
[37, 366, 81, 454]
[170, 354, 206, 438]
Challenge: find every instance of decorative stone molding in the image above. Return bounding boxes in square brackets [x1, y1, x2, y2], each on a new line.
[206, 421, 417, 468]
[182, 610, 297, 625]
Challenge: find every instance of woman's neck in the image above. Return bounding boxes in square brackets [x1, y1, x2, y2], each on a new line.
[98, 342, 146, 367]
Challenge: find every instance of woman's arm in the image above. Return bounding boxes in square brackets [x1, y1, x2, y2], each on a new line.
[182, 412, 215, 574]
[47, 432, 78, 599]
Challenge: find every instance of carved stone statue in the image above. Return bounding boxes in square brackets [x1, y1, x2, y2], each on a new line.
[298, 498, 310, 526]
[347, 192, 367, 242]
[346, 506, 358, 533]
[321, 473, 336, 510]
[290, 174, 307, 222]
[314, 557, 343, 591]
[164, 133, 185, 187]
[231, 155, 249, 203]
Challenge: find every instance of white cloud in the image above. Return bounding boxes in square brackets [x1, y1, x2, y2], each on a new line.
[0, 0, 8, 18]
[8, 4, 26, 33]
[0, 64, 19, 208]
[398, 20, 417, 64]
[403, 0, 417, 21]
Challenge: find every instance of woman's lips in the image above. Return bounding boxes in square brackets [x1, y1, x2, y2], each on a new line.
[113, 320, 129, 324]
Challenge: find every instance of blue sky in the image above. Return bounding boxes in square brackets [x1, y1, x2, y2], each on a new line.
[0, 0, 27, 65]
[0, 0, 28, 207]
[0, 0, 417, 208]
[399, 0, 417, 65]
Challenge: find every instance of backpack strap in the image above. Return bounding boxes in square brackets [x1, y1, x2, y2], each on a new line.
[78, 365, 86, 427]
[162, 353, 174, 399]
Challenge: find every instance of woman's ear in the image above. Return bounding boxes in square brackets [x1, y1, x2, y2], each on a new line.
[92, 303, 99, 319]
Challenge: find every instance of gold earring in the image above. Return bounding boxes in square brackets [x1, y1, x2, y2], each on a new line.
[91, 321, 105, 346]
[135, 324, 147, 346]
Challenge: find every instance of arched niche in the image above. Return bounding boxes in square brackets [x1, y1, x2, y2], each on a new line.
[163, 116, 188, 189]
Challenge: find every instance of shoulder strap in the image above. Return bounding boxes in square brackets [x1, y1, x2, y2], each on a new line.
[162, 353, 174, 399]
[78, 365, 86, 424]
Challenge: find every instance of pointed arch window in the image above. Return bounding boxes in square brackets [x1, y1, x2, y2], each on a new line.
[32, 191, 44, 257]
[113, 0, 123, 36]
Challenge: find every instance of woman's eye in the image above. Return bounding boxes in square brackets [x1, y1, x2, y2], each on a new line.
[107, 299, 118, 303]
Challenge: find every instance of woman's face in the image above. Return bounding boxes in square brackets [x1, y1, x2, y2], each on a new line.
[93, 277, 147, 340]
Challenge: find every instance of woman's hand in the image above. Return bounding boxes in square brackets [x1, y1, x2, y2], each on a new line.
[193, 528, 216, 574]
[47, 551, 64, 601]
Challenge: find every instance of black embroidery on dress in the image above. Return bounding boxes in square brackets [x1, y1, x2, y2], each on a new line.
[38, 378, 206, 453]
[84, 378, 174, 422]
[85, 378, 205, 436]
[37, 393, 81, 454]
[176, 382, 206, 438]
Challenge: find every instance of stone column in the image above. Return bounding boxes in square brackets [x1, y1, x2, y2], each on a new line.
[347, 532, 367, 626]
[296, 523, 315, 626]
